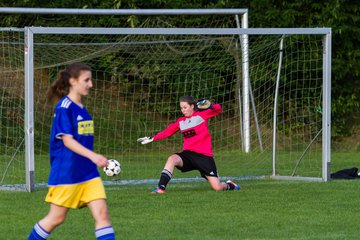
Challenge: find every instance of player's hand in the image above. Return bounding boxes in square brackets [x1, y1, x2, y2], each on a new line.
[137, 136, 154, 144]
[90, 153, 108, 168]
[197, 99, 212, 110]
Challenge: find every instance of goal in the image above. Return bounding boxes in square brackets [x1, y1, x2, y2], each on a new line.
[0, 23, 331, 192]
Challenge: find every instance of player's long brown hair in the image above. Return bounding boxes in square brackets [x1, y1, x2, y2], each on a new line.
[179, 96, 198, 111]
[47, 63, 92, 104]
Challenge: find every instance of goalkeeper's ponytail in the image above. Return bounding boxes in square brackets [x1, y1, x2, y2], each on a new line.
[47, 63, 91, 104]
[179, 96, 198, 111]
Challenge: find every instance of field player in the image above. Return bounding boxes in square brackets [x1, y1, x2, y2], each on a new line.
[137, 96, 240, 194]
[28, 63, 115, 240]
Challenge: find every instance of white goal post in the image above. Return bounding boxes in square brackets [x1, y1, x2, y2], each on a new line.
[0, 9, 331, 192]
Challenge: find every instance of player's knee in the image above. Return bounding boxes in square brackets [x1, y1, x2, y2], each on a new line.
[210, 183, 224, 191]
[167, 155, 180, 166]
[95, 208, 110, 223]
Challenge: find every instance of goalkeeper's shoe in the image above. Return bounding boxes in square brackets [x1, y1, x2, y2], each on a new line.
[226, 180, 241, 190]
[150, 187, 166, 194]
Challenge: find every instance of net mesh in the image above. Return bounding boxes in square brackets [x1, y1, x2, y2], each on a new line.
[0, 28, 325, 189]
[0, 29, 26, 187]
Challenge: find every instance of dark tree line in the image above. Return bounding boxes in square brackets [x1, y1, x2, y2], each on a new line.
[0, 0, 359, 139]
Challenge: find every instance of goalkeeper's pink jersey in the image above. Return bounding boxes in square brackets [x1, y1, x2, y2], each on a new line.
[153, 104, 222, 157]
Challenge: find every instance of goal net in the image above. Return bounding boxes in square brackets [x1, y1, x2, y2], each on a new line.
[0, 27, 331, 191]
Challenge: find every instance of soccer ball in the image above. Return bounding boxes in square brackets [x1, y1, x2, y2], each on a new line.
[103, 159, 121, 177]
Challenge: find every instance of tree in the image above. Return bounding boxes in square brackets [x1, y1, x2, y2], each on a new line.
[0, 0, 359, 137]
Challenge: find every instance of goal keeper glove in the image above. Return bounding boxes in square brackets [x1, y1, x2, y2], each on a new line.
[197, 99, 212, 110]
[137, 136, 154, 144]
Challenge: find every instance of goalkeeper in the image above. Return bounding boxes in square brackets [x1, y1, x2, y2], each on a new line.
[137, 96, 240, 194]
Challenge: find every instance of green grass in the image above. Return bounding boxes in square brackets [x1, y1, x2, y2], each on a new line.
[2, 151, 360, 239]
[2, 178, 360, 239]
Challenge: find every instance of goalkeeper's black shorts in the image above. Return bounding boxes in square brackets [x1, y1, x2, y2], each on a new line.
[175, 150, 218, 178]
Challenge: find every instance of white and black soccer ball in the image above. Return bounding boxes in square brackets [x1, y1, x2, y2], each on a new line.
[103, 159, 121, 177]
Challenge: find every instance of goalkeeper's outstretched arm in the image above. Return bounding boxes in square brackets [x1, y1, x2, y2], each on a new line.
[137, 121, 180, 144]
[137, 97, 218, 144]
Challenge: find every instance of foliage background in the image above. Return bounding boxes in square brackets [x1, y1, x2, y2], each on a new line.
[0, 0, 359, 148]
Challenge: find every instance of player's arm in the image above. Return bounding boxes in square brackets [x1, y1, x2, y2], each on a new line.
[197, 99, 222, 119]
[61, 135, 108, 167]
[137, 121, 180, 144]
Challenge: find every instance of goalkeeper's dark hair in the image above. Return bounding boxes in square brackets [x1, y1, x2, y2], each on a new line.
[47, 63, 92, 104]
[179, 96, 198, 111]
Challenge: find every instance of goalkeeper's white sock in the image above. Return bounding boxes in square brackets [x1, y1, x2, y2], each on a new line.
[158, 169, 172, 190]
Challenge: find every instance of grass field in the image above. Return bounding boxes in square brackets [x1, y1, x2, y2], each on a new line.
[1, 151, 360, 239]
[2, 178, 360, 239]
